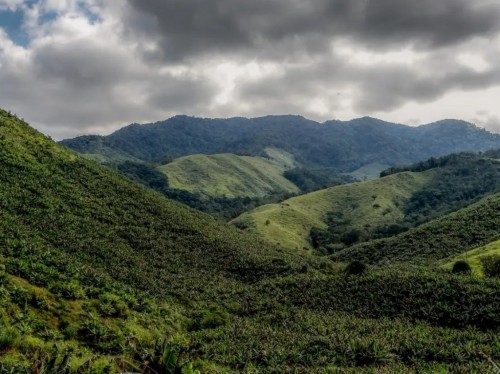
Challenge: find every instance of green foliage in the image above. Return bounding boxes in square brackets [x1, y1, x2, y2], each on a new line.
[2, 109, 500, 372]
[284, 167, 355, 193]
[344, 261, 367, 276]
[0, 327, 18, 351]
[481, 255, 500, 278]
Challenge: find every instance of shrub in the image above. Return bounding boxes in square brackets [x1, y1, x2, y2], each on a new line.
[344, 261, 367, 276]
[49, 281, 86, 300]
[452, 260, 471, 275]
[0, 327, 18, 351]
[96, 293, 128, 318]
[481, 255, 500, 278]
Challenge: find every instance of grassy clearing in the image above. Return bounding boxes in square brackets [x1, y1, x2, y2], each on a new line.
[347, 162, 391, 180]
[443, 239, 500, 276]
[232, 171, 433, 251]
[158, 150, 299, 199]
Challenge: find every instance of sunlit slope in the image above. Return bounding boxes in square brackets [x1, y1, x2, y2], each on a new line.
[347, 162, 391, 180]
[443, 239, 500, 276]
[158, 149, 299, 199]
[232, 171, 434, 251]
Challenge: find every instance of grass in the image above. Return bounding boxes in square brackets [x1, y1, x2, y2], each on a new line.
[347, 162, 391, 180]
[232, 171, 433, 251]
[443, 239, 500, 277]
[335, 192, 500, 264]
[158, 149, 299, 199]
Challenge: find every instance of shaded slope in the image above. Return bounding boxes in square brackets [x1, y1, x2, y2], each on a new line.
[232, 171, 434, 251]
[158, 149, 299, 199]
[0, 109, 307, 299]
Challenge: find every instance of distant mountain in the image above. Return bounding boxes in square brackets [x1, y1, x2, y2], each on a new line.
[61, 115, 500, 172]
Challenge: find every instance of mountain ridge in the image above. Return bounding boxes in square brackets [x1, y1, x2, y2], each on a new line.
[61, 115, 500, 173]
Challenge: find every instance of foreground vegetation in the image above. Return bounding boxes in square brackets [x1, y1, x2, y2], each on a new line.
[1, 109, 500, 372]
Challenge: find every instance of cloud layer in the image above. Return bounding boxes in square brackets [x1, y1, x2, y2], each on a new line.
[0, 0, 500, 138]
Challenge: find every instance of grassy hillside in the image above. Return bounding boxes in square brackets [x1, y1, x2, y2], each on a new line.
[443, 239, 500, 276]
[1, 109, 500, 373]
[158, 149, 299, 199]
[232, 171, 434, 251]
[334, 193, 500, 264]
[347, 162, 391, 181]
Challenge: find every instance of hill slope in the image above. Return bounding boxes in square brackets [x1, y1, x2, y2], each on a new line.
[443, 239, 500, 276]
[235, 151, 500, 253]
[158, 148, 299, 199]
[333, 193, 500, 264]
[61, 115, 500, 172]
[232, 171, 434, 251]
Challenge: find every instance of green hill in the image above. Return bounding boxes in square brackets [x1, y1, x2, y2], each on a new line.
[158, 148, 299, 199]
[1, 109, 500, 373]
[232, 171, 434, 251]
[235, 151, 500, 254]
[333, 193, 500, 264]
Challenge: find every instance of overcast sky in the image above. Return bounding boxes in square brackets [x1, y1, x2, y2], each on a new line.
[1, 0, 500, 139]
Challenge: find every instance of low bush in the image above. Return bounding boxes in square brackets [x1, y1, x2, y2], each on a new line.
[481, 255, 500, 278]
[452, 260, 471, 275]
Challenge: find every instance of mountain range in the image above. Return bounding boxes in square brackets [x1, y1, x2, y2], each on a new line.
[62, 115, 500, 172]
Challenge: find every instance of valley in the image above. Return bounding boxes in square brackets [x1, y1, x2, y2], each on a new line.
[0, 108, 499, 373]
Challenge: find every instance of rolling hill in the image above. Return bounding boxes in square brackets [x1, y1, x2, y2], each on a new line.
[158, 148, 299, 199]
[232, 171, 434, 251]
[234, 151, 500, 253]
[61, 115, 500, 173]
[1, 108, 500, 373]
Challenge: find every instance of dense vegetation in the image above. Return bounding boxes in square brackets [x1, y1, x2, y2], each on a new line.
[283, 167, 356, 193]
[61, 115, 500, 172]
[1, 109, 500, 372]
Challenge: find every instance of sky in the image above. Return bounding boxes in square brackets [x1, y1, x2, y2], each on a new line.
[1, 0, 500, 139]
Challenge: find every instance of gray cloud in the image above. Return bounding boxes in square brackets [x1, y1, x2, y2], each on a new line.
[1, 0, 500, 138]
[0, 28, 216, 138]
[236, 48, 500, 114]
[126, 0, 500, 62]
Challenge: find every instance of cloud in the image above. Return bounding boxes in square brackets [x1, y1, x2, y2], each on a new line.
[125, 0, 500, 62]
[0, 0, 217, 138]
[1, 0, 500, 138]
